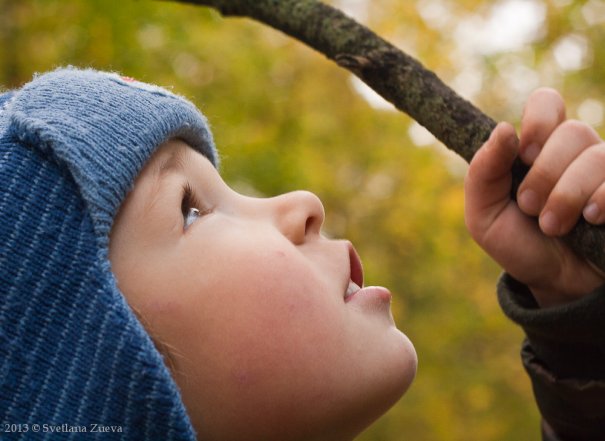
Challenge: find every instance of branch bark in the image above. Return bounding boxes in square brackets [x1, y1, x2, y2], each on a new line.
[173, 0, 605, 273]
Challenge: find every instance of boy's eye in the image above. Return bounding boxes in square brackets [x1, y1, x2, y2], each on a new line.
[181, 183, 205, 230]
[184, 207, 201, 229]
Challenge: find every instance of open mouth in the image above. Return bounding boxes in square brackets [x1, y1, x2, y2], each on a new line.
[345, 243, 364, 301]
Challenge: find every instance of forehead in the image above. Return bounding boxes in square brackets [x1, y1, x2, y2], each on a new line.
[146, 138, 217, 178]
[150, 141, 190, 179]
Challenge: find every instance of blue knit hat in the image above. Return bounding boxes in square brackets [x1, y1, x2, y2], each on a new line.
[0, 68, 218, 440]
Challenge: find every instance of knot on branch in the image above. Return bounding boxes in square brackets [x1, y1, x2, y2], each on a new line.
[335, 48, 400, 75]
[335, 54, 373, 75]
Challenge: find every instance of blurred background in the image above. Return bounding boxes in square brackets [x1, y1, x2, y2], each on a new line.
[2, 0, 604, 439]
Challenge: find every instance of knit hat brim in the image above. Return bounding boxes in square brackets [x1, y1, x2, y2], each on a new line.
[6, 67, 218, 243]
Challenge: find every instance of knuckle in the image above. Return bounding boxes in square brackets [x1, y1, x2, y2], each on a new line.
[556, 119, 599, 143]
[559, 118, 582, 130]
[534, 86, 559, 96]
[529, 87, 565, 115]
[533, 87, 563, 103]
[525, 163, 556, 191]
[550, 184, 586, 209]
[587, 142, 605, 164]
[544, 188, 583, 234]
[594, 184, 605, 203]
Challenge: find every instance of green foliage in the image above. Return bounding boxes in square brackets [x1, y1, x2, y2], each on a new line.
[3, 1, 602, 439]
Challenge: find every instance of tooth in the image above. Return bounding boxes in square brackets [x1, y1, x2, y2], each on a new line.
[345, 280, 361, 298]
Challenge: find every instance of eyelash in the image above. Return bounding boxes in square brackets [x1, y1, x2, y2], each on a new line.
[181, 183, 208, 228]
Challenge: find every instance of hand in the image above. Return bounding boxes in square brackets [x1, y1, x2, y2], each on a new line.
[465, 88, 605, 307]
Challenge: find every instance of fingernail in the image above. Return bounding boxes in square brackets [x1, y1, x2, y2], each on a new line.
[522, 143, 540, 164]
[518, 189, 540, 215]
[540, 211, 560, 236]
[584, 202, 601, 223]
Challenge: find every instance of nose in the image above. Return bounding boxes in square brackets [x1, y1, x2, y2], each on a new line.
[269, 191, 325, 244]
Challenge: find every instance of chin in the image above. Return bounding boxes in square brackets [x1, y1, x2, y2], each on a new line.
[344, 332, 418, 441]
[377, 328, 418, 410]
[395, 329, 419, 393]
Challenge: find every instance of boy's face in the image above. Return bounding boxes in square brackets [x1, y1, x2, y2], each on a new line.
[109, 139, 417, 441]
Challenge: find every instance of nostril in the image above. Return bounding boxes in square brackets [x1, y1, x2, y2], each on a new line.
[304, 208, 324, 237]
[272, 190, 325, 244]
[305, 216, 315, 235]
[300, 191, 325, 235]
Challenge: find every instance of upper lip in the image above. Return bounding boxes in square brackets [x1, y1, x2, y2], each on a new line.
[347, 242, 364, 289]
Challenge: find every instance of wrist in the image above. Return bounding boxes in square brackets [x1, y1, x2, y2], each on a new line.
[529, 276, 603, 308]
[527, 260, 605, 308]
[529, 286, 585, 308]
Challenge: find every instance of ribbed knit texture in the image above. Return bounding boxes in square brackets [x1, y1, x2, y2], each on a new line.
[0, 68, 218, 440]
[497, 273, 605, 379]
[498, 274, 605, 439]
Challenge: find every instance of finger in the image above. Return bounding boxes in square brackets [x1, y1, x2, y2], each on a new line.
[539, 142, 605, 235]
[517, 119, 601, 217]
[519, 88, 566, 165]
[465, 122, 519, 240]
[584, 180, 605, 225]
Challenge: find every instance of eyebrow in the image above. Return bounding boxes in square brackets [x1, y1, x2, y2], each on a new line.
[156, 148, 186, 179]
[144, 148, 188, 216]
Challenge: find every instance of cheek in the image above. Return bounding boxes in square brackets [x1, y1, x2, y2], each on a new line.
[140, 242, 337, 358]
[137, 237, 342, 370]
[202, 247, 342, 364]
[161, 245, 352, 436]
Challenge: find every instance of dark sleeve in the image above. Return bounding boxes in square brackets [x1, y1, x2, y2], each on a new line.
[497, 273, 605, 441]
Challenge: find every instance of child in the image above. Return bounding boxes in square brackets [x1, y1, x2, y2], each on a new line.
[0, 67, 414, 441]
[0, 68, 603, 441]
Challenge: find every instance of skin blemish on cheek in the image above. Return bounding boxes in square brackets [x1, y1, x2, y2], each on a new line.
[233, 369, 255, 387]
[274, 250, 287, 259]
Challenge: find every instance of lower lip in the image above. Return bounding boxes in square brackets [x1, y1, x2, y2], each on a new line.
[345, 286, 392, 305]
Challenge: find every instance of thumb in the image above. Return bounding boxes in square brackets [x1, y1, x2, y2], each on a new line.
[465, 122, 519, 240]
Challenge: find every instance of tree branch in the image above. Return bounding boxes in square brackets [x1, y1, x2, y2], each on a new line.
[173, 0, 605, 273]
[179, 0, 493, 161]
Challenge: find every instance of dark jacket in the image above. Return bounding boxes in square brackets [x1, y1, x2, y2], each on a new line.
[498, 274, 605, 440]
